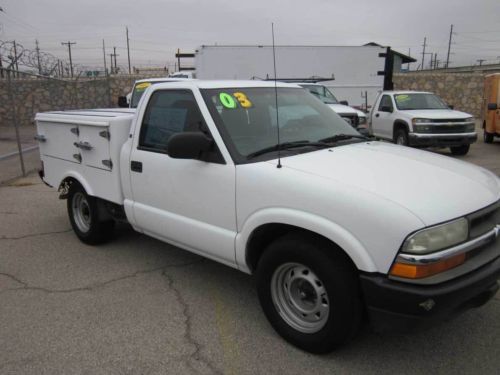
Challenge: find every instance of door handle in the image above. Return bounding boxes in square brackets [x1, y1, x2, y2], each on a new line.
[375, 113, 380, 117]
[74, 141, 93, 150]
[131, 160, 142, 173]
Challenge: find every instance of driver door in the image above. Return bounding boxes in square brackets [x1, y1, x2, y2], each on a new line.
[372, 95, 395, 139]
[129, 89, 237, 265]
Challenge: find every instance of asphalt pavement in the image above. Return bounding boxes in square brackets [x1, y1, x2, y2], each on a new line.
[0, 137, 499, 374]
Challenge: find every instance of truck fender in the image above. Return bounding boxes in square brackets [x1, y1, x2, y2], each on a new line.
[235, 208, 378, 274]
[393, 119, 410, 138]
[58, 171, 95, 198]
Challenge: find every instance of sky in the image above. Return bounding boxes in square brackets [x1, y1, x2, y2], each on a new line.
[1, 0, 499, 72]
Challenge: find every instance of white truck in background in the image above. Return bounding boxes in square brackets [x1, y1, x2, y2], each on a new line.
[369, 91, 477, 155]
[35, 80, 500, 354]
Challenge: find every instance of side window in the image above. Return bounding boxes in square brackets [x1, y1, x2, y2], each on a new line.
[139, 90, 205, 151]
[139, 89, 225, 163]
[378, 95, 393, 111]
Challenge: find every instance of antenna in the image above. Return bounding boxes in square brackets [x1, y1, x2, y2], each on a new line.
[271, 23, 282, 169]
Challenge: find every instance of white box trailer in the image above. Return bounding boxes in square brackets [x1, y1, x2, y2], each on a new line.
[194, 45, 401, 109]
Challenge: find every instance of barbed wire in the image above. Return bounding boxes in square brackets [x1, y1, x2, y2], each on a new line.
[0, 40, 65, 75]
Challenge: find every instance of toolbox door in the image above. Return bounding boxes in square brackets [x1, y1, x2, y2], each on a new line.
[78, 125, 112, 171]
[36, 121, 80, 163]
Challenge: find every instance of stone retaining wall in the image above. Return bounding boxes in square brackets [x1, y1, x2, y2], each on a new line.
[0, 74, 165, 128]
[393, 72, 485, 117]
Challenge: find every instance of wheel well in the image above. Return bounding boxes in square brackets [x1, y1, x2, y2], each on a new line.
[393, 121, 409, 140]
[58, 177, 81, 199]
[246, 223, 356, 273]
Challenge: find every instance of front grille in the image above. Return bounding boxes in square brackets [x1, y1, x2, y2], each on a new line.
[430, 118, 470, 123]
[426, 124, 473, 133]
[340, 114, 359, 127]
[468, 202, 500, 239]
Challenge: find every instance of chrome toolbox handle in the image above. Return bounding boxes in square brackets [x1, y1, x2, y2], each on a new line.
[34, 134, 47, 142]
[73, 141, 93, 150]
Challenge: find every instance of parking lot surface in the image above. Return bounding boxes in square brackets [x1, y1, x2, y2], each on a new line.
[1, 139, 499, 374]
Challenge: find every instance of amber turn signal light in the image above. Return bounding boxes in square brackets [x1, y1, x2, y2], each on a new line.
[389, 253, 466, 279]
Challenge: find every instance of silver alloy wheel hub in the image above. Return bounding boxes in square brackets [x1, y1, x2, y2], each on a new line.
[72, 192, 91, 233]
[271, 262, 330, 333]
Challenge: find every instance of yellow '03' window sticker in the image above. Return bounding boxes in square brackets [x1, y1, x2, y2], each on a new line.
[135, 82, 152, 92]
[395, 94, 410, 103]
[219, 92, 253, 109]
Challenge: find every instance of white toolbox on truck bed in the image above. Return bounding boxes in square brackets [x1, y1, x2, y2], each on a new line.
[35, 109, 135, 204]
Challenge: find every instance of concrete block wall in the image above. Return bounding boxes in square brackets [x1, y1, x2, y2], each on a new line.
[0, 74, 165, 128]
[393, 72, 485, 118]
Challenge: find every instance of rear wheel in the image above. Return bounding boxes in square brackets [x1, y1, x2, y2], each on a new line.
[450, 144, 470, 156]
[394, 128, 409, 146]
[67, 183, 115, 245]
[256, 233, 361, 353]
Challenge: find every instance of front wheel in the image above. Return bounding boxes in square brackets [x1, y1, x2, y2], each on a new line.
[450, 144, 470, 156]
[67, 183, 115, 245]
[256, 233, 361, 353]
[394, 128, 409, 146]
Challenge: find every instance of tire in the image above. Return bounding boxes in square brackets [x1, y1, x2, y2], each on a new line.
[484, 131, 494, 144]
[394, 127, 409, 146]
[256, 233, 361, 354]
[67, 182, 115, 245]
[450, 144, 470, 156]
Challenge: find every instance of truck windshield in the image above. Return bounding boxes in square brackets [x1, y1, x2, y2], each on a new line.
[299, 84, 339, 104]
[394, 93, 449, 110]
[201, 87, 359, 162]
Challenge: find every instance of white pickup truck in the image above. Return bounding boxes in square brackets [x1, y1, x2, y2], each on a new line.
[369, 91, 477, 155]
[35, 80, 500, 353]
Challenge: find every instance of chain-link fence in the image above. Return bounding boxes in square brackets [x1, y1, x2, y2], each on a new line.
[0, 68, 114, 184]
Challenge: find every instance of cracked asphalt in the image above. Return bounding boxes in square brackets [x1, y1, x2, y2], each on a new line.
[1, 139, 500, 374]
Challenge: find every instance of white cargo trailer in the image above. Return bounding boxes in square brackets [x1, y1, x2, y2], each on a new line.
[194, 45, 414, 109]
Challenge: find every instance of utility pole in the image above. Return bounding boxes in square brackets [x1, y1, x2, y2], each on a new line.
[126, 26, 131, 74]
[113, 46, 119, 73]
[477, 59, 486, 66]
[421, 37, 427, 71]
[102, 39, 107, 76]
[12, 40, 19, 76]
[35, 39, 42, 75]
[109, 53, 114, 74]
[433, 53, 438, 69]
[445, 24, 454, 69]
[407, 48, 411, 71]
[61, 41, 76, 77]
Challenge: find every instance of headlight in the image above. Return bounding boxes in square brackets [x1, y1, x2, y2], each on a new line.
[402, 218, 468, 254]
[358, 116, 367, 125]
[413, 124, 433, 133]
[412, 118, 432, 125]
[464, 117, 474, 123]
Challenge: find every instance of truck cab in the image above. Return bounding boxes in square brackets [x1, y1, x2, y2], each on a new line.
[483, 73, 500, 143]
[370, 91, 477, 155]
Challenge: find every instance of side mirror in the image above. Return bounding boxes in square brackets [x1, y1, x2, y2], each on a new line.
[380, 105, 393, 113]
[118, 96, 129, 108]
[448, 104, 454, 110]
[339, 100, 349, 106]
[487, 103, 498, 111]
[167, 132, 213, 160]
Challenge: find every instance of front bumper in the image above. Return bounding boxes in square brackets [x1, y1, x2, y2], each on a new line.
[360, 255, 500, 333]
[408, 132, 477, 147]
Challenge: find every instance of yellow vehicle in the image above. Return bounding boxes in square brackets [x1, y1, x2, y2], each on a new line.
[483, 73, 500, 143]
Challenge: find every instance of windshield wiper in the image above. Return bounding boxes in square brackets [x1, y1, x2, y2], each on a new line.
[319, 134, 369, 143]
[247, 140, 329, 159]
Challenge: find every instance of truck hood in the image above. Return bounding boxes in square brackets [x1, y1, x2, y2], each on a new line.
[275, 142, 499, 225]
[327, 104, 366, 118]
[400, 109, 472, 119]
